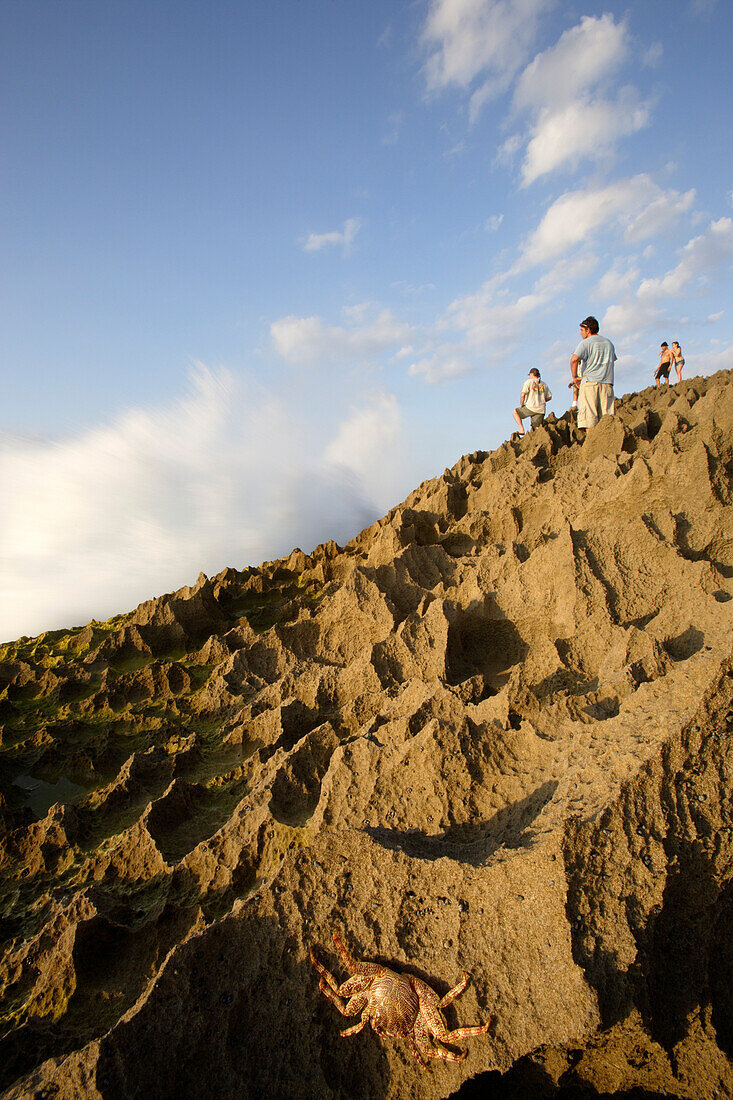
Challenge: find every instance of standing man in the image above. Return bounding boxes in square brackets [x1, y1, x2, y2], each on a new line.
[571, 316, 616, 432]
[655, 342, 673, 387]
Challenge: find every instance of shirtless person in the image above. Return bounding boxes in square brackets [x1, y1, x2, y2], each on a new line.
[655, 342, 673, 387]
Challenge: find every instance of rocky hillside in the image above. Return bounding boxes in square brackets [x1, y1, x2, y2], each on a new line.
[1, 371, 732, 1099]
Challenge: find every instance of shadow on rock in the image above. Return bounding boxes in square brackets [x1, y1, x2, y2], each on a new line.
[450, 1058, 681, 1099]
[0, 893, 199, 1094]
[94, 911, 391, 1100]
[366, 781, 558, 866]
[445, 601, 529, 692]
[644, 850, 725, 1054]
[710, 878, 733, 1058]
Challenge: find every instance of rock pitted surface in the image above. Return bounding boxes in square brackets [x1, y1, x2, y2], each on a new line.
[1, 372, 732, 1099]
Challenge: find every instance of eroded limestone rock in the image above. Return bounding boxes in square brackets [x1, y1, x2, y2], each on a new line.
[2, 371, 733, 1098]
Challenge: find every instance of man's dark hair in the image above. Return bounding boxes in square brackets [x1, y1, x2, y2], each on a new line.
[529, 368, 540, 377]
[661, 341, 668, 348]
[580, 316, 599, 334]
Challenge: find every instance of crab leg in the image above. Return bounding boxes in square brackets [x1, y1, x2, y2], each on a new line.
[413, 1017, 466, 1065]
[435, 1021, 490, 1042]
[331, 929, 382, 981]
[318, 980, 369, 1023]
[412, 975, 490, 1046]
[340, 1016, 368, 1038]
[408, 1031, 431, 1070]
[423, 1040, 467, 1063]
[425, 1007, 491, 1045]
[439, 972, 469, 1009]
[309, 947, 341, 996]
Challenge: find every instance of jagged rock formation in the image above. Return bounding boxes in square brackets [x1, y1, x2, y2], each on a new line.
[1, 371, 732, 1099]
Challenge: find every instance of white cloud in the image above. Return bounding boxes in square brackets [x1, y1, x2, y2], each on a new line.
[520, 90, 650, 185]
[444, 287, 542, 348]
[520, 175, 696, 267]
[377, 23, 394, 49]
[690, 0, 718, 14]
[421, 0, 552, 113]
[601, 299, 661, 344]
[485, 213, 504, 231]
[408, 349, 475, 384]
[324, 391, 401, 476]
[270, 308, 412, 365]
[508, 15, 652, 185]
[382, 112, 404, 146]
[594, 261, 641, 300]
[521, 181, 634, 266]
[0, 368, 408, 642]
[495, 133, 523, 167]
[341, 302, 375, 323]
[390, 281, 436, 296]
[707, 311, 724, 323]
[301, 217, 361, 253]
[598, 217, 731, 344]
[624, 187, 695, 241]
[704, 340, 733, 371]
[643, 42, 663, 67]
[415, 180, 706, 365]
[444, 139, 468, 159]
[513, 14, 629, 114]
[532, 252, 599, 299]
[408, 246, 601, 386]
[638, 217, 733, 301]
[407, 283, 547, 384]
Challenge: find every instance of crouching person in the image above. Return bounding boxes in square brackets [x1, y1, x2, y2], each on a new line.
[513, 369, 552, 436]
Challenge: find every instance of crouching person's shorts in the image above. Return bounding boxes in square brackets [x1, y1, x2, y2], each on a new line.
[516, 405, 545, 428]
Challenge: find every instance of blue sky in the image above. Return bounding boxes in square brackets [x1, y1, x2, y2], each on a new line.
[1, 0, 732, 640]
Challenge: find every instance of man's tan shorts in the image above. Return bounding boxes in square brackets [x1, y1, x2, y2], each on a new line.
[577, 382, 614, 430]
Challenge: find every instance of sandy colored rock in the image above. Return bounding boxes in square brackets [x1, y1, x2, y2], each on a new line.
[1, 371, 733, 1098]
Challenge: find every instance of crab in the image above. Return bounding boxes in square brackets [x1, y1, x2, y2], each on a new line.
[309, 930, 490, 1070]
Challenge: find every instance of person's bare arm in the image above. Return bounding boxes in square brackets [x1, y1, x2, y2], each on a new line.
[571, 353, 582, 382]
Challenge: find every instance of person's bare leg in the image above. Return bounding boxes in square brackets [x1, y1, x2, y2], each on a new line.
[512, 408, 525, 435]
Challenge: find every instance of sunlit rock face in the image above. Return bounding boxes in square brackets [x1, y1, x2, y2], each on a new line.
[1, 371, 733, 1100]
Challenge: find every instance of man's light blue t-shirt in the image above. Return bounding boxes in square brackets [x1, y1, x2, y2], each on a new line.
[574, 335, 617, 385]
